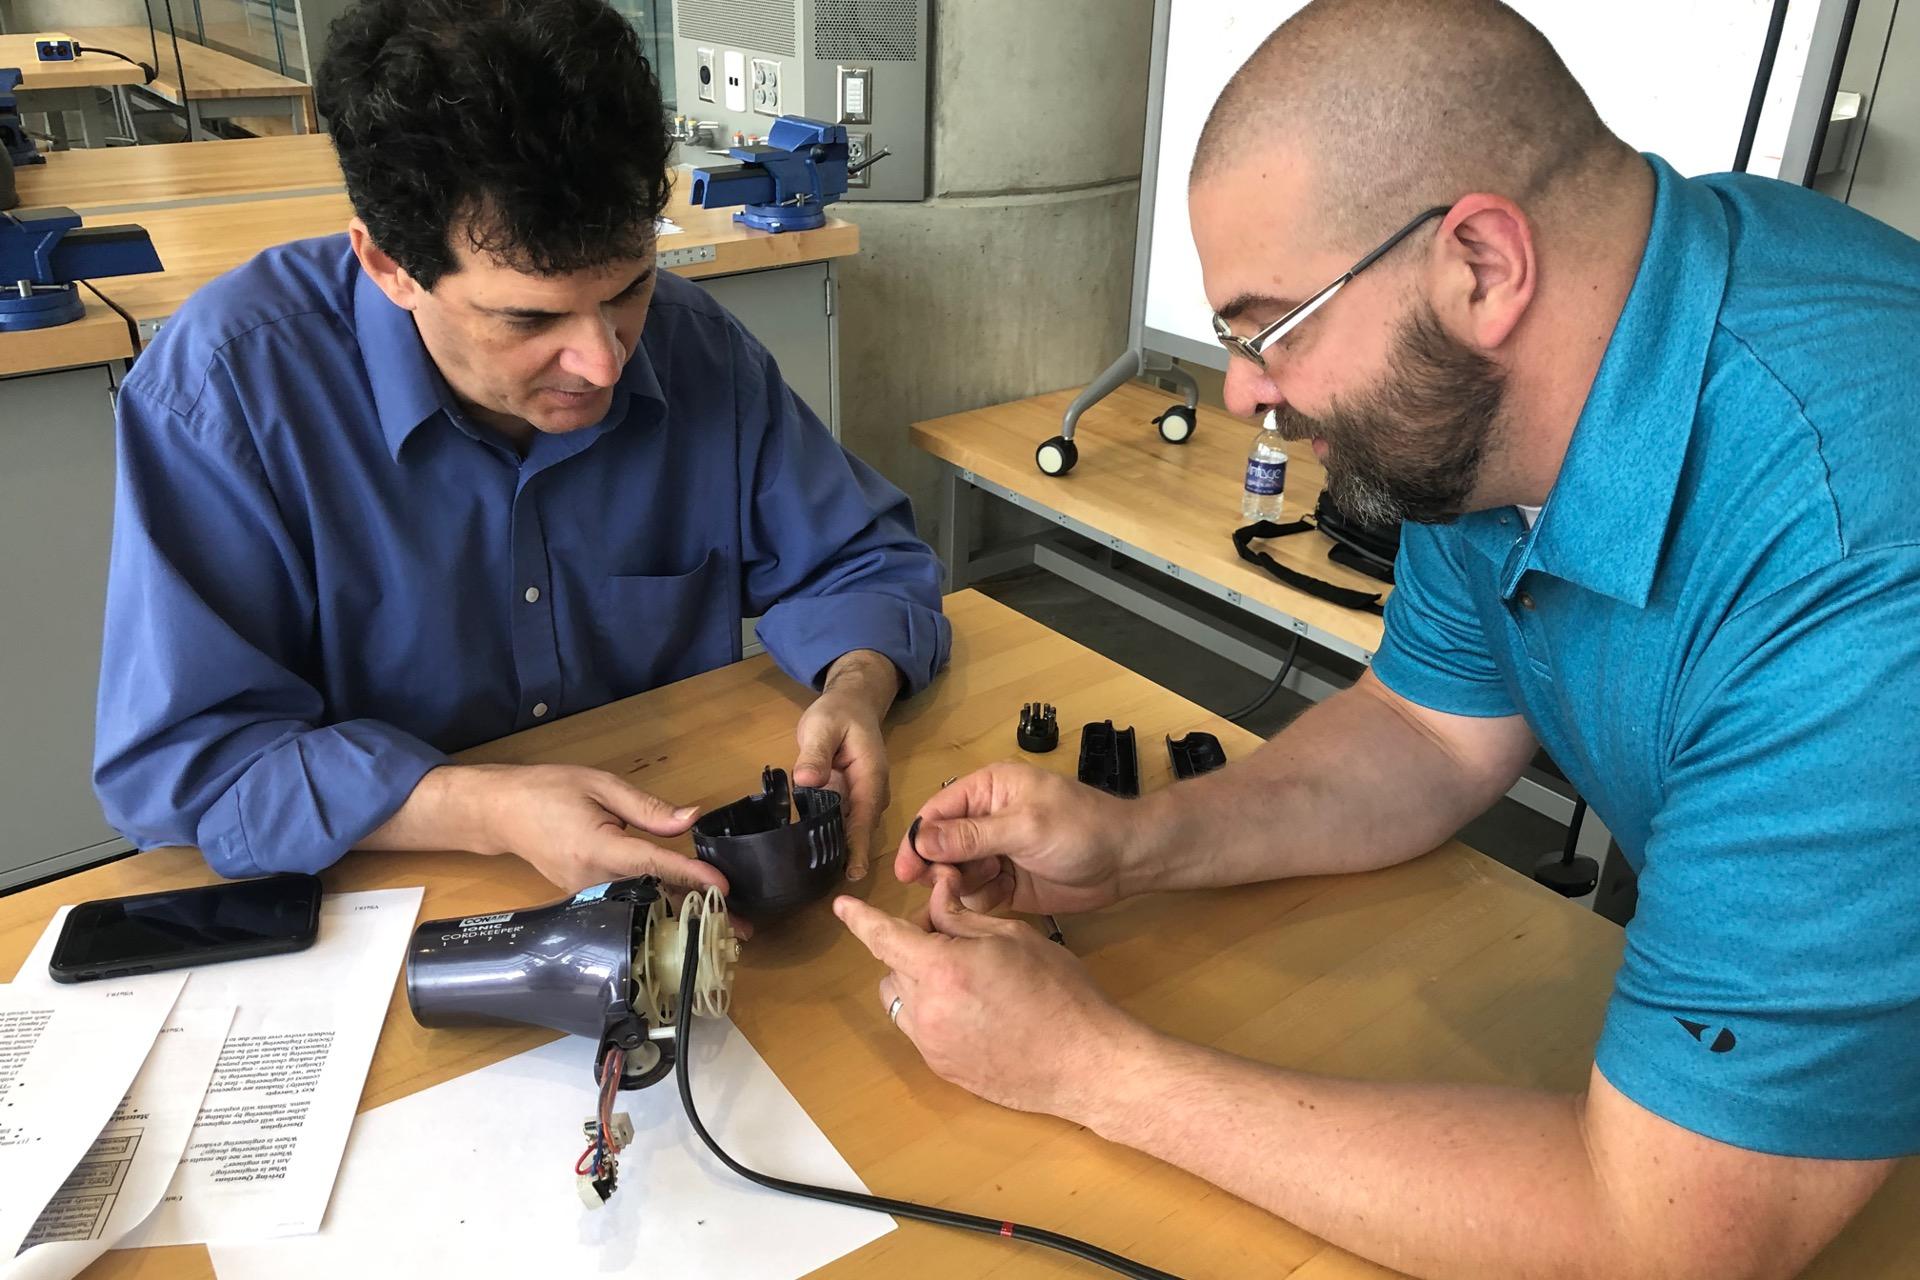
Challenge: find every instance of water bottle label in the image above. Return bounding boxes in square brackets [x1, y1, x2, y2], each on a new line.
[1244, 458, 1287, 496]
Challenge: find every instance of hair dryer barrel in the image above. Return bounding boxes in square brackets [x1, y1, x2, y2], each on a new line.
[404, 892, 645, 1040]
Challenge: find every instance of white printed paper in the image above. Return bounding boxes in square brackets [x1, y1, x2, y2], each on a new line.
[5, 1003, 234, 1280]
[0, 974, 187, 1259]
[206, 1023, 895, 1280]
[13, 888, 424, 1247]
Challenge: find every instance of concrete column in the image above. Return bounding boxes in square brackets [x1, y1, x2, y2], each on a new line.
[832, 0, 1154, 535]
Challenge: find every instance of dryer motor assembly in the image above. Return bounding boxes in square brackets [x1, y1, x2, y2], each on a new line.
[405, 877, 741, 1205]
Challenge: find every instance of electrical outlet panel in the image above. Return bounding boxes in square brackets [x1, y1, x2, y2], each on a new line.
[846, 131, 872, 188]
[695, 47, 715, 103]
[836, 65, 872, 124]
[750, 58, 781, 116]
[723, 50, 746, 113]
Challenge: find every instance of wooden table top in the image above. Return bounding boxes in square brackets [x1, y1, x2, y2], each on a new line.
[0, 32, 146, 90]
[66, 26, 314, 110]
[79, 191, 354, 332]
[0, 589, 1912, 1276]
[915, 380, 1390, 658]
[0, 296, 134, 377]
[14, 134, 342, 214]
[80, 177, 858, 337]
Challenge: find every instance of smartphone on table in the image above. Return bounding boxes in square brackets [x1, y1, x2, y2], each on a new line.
[47, 873, 323, 983]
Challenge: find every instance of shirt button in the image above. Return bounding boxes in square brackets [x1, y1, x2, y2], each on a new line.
[524, 586, 540, 604]
[1518, 592, 1536, 611]
[532, 702, 549, 718]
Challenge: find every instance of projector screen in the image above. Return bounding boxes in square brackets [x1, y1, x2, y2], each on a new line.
[1138, 0, 1839, 368]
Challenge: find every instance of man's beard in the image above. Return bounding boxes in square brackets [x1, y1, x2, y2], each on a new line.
[1273, 302, 1506, 526]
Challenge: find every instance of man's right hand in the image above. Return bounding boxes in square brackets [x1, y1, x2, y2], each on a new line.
[893, 763, 1149, 914]
[405, 763, 728, 895]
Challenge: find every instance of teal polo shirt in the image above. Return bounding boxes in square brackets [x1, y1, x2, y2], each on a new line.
[1373, 155, 1920, 1159]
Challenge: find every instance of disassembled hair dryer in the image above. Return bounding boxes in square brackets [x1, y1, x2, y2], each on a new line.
[405, 877, 740, 1207]
[1166, 731, 1228, 779]
[1016, 701, 1060, 753]
[1078, 720, 1141, 797]
[692, 766, 848, 921]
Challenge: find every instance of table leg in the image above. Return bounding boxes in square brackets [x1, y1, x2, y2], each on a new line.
[111, 85, 138, 144]
[938, 466, 976, 592]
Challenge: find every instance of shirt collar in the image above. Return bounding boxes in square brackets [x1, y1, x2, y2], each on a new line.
[352, 263, 670, 463]
[1457, 154, 1730, 607]
[354, 267, 449, 460]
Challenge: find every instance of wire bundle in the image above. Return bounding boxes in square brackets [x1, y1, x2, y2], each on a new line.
[574, 1044, 627, 1187]
[669, 919, 1186, 1279]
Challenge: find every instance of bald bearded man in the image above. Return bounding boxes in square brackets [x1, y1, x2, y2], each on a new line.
[833, 1, 1920, 1276]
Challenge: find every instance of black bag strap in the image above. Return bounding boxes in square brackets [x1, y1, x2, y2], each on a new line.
[1232, 521, 1387, 615]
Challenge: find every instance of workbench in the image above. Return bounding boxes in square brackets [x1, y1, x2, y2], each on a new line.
[66, 26, 316, 139]
[0, 32, 145, 91]
[1, 156, 859, 891]
[2, 590, 1912, 1278]
[0, 30, 145, 151]
[14, 132, 341, 214]
[915, 380, 1589, 846]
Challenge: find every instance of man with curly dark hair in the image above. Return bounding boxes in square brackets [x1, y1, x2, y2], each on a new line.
[91, 0, 950, 896]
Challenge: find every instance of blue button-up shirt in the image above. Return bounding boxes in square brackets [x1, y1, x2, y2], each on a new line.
[1374, 157, 1920, 1158]
[94, 236, 950, 879]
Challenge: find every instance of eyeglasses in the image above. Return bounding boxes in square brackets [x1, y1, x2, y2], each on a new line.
[1211, 205, 1452, 370]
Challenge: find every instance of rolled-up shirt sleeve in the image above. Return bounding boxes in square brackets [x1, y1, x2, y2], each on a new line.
[733, 323, 951, 693]
[93, 382, 445, 877]
[1372, 524, 1520, 718]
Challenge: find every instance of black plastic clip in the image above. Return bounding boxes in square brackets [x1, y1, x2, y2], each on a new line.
[1166, 732, 1227, 780]
[1077, 721, 1139, 797]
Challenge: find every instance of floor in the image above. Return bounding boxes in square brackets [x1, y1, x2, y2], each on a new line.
[973, 565, 1569, 882]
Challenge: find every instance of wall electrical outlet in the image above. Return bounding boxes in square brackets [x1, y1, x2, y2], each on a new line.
[836, 66, 872, 124]
[723, 50, 746, 113]
[750, 58, 781, 116]
[696, 47, 716, 103]
[846, 131, 872, 187]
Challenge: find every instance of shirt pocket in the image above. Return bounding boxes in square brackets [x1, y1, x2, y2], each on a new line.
[590, 548, 736, 694]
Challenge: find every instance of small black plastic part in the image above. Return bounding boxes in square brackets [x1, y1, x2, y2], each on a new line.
[1017, 702, 1060, 753]
[1077, 721, 1140, 798]
[1166, 732, 1227, 780]
[1534, 794, 1598, 899]
[1534, 855, 1600, 898]
[692, 766, 847, 920]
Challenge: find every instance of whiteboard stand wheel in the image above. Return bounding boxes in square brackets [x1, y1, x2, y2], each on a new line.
[1035, 436, 1078, 476]
[1154, 404, 1196, 444]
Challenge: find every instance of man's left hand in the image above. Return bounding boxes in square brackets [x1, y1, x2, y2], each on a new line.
[795, 649, 900, 880]
[834, 874, 1146, 1117]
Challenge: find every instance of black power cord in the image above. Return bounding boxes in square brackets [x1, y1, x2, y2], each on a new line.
[1225, 630, 1303, 725]
[1844, 0, 1900, 205]
[159, 0, 193, 137]
[672, 923, 1186, 1280]
[1732, 0, 1793, 172]
[75, 46, 158, 85]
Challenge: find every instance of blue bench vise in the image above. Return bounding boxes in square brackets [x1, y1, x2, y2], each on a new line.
[2, 68, 46, 171]
[2, 206, 164, 332]
[688, 115, 887, 233]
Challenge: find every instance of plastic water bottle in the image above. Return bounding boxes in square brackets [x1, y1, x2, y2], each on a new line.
[1242, 410, 1288, 520]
